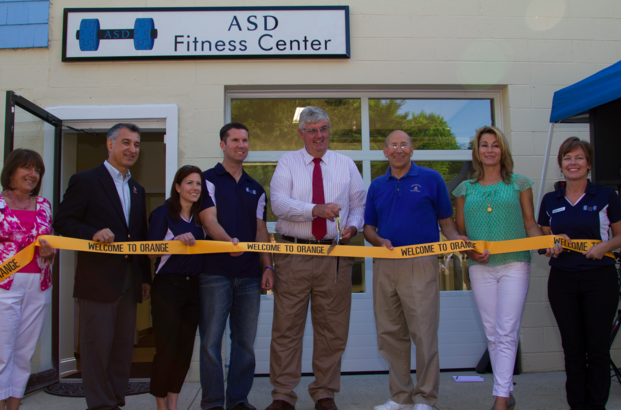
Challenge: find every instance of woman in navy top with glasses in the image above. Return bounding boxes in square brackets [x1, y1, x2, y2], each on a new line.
[538, 137, 621, 410]
[148, 165, 205, 410]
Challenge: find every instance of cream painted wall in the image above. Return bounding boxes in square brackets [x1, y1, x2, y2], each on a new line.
[1, 0, 621, 376]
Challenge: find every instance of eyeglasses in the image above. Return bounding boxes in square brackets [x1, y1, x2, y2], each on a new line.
[386, 143, 412, 151]
[302, 126, 330, 136]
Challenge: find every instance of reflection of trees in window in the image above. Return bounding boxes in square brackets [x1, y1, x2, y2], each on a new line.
[369, 99, 460, 151]
[243, 163, 277, 222]
[369, 99, 465, 192]
[231, 99, 362, 151]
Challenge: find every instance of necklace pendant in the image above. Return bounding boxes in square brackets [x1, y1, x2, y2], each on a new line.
[487, 206, 492, 213]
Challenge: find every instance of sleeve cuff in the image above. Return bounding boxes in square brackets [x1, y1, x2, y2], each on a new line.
[304, 203, 316, 220]
[81, 226, 99, 241]
[346, 217, 364, 232]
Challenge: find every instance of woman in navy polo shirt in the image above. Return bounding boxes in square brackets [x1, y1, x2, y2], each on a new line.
[538, 137, 621, 410]
[148, 166, 205, 410]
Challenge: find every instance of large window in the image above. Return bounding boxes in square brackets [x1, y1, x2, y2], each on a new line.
[227, 90, 501, 294]
[232, 99, 362, 151]
[369, 99, 493, 150]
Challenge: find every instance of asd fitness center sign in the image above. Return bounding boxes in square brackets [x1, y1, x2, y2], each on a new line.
[62, 7, 350, 61]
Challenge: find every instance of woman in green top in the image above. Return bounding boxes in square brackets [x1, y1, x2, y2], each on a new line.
[453, 126, 558, 410]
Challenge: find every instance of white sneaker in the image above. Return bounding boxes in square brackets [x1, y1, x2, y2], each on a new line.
[413, 404, 433, 410]
[373, 400, 414, 410]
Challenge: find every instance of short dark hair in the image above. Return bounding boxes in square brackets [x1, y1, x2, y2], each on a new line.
[108, 123, 141, 142]
[220, 123, 249, 142]
[557, 137, 594, 168]
[168, 165, 204, 224]
[1, 149, 46, 196]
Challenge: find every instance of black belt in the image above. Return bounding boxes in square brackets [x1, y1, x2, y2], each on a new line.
[282, 235, 332, 245]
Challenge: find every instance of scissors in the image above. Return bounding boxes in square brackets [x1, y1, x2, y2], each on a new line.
[327, 216, 344, 283]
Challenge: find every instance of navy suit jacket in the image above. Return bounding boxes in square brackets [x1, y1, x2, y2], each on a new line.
[53, 163, 151, 303]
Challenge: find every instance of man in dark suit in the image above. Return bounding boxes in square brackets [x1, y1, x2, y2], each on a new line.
[54, 123, 151, 410]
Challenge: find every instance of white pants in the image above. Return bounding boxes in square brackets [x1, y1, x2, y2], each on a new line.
[0, 273, 52, 400]
[469, 262, 530, 398]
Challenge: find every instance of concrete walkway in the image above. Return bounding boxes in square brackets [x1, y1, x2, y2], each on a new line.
[18, 371, 621, 410]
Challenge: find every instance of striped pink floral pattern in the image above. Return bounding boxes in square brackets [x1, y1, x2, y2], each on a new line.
[0, 195, 54, 291]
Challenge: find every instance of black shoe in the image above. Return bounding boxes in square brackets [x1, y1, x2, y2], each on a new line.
[265, 400, 295, 410]
[228, 403, 257, 410]
[315, 398, 338, 410]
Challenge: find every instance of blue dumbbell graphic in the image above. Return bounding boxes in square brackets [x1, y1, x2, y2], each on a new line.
[76, 18, 157, 51]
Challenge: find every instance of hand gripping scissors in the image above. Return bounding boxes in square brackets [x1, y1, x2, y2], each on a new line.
[326, 216, 343, 283]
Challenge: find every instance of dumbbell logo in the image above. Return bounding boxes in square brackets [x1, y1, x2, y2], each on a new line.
[76, 18, 158, 51]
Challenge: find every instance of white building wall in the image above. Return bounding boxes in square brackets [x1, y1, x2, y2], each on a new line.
[1, 0, 621, 377]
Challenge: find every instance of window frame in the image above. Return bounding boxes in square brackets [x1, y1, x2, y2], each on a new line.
[226, 88, 503, 298]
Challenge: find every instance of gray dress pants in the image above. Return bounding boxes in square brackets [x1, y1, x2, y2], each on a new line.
[79, 264, 136, 410]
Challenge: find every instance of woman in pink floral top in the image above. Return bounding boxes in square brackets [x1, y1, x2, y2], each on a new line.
[0, 149, 55, 410]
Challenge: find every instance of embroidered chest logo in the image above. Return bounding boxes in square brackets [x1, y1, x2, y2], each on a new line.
[246, 187, 257, 195]
[410, 184, 422, 193]
[583, 205, 598, 211]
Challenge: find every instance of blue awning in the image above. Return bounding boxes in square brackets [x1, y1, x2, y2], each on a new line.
[550, 60, 621, 123]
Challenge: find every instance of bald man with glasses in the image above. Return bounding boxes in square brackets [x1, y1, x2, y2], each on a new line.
[364, 130, 469, 410]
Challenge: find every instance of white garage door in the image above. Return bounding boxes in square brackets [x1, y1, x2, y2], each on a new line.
[250, 261, 487, 374]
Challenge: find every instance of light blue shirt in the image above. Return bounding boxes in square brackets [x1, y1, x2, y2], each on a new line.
[103, 160, 131, 225]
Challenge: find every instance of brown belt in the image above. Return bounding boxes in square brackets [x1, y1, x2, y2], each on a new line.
[282, 235, 332, 245]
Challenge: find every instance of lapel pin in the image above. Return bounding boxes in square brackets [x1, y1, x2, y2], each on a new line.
[133, 187, 137, 194]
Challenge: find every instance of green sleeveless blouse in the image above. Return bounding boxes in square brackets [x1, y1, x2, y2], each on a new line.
[452, 174, 534, 267]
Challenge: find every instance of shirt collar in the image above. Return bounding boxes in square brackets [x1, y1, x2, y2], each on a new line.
[215, 162, 251, 182]
[385, 161, 419, 180]
[215, 162, 227, 175]
[104, 160, 131, 182]
[555, 179, 597, 198]
[300, 148, 331, 166]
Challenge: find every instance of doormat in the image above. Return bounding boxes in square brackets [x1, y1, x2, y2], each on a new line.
[44, 381, 150, 397]
[67, 362, 153, 379]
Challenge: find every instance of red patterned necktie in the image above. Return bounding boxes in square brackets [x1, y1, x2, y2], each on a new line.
[312, 158, 327, 241]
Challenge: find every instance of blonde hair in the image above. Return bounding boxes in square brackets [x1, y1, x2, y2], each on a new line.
[471, 126, 514, 184]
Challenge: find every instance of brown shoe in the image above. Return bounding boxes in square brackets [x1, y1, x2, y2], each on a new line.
[265, 400, 295, 410]
[315, 398, 338, 410]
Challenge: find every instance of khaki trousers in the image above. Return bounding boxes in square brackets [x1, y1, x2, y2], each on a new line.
[373, 256, 440, 407]
[270, 248, 354, 405]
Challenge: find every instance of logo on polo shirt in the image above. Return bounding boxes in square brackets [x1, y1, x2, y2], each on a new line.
[583, 205, 598, 211]
[410, 184, 422, 192]
[246, 187, 257, 195]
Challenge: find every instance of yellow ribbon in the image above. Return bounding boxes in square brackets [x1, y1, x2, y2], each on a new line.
[0, 235, 614, 284]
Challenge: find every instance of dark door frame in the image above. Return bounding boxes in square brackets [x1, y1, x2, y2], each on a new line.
[4, 90, 63, 393]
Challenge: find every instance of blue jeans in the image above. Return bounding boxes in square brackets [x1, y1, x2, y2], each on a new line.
[198, 274, 261, 409]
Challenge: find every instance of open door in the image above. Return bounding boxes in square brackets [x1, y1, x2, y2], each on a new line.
[4, 91, 62, 393]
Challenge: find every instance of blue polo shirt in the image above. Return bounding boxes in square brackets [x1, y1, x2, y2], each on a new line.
[202, 163, 267, 278]
[148, 202, 205, 276]
[538, 181, 621, 272]
[365, 162, 453, 247]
